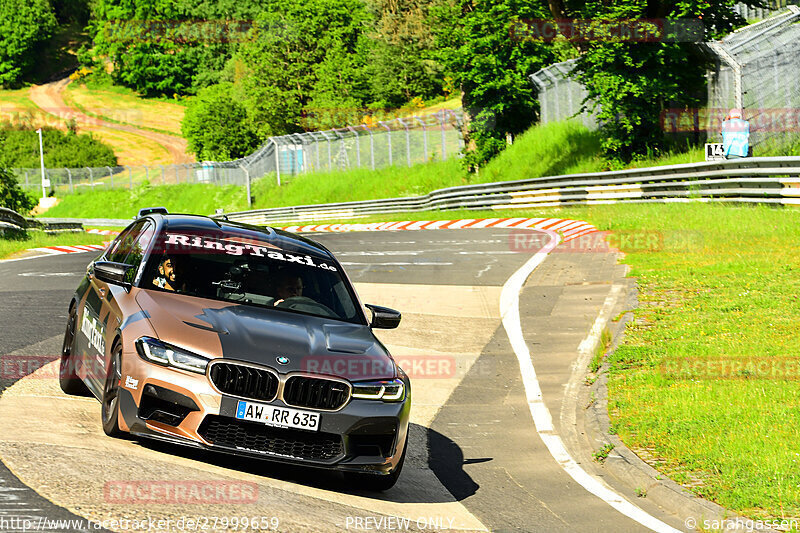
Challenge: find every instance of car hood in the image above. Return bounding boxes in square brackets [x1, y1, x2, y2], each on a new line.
[135, 290, 396, 381]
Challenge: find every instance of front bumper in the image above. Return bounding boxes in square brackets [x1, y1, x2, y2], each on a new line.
[117, 353, 411, 475]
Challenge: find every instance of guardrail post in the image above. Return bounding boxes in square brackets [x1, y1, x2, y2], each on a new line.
[239, 164, 251, 207]
[66, 168, 73, 193]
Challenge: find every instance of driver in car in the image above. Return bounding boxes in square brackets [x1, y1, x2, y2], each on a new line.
[274, 270, 304, 304]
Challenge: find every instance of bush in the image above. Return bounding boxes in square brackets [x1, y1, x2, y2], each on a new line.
[182, 83, 260, 161]
[0, 167, 36, 214]
[0, 127, 117, 168]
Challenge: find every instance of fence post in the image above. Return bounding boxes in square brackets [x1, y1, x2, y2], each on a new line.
[107, 166, 113, 188]
[128, 166, 132, 188]
[366, 125, 375, 170]
[439, 111, 447, 160]
[239, 165, 251, 208]
[175, 166, 179, 183]
[348, 126, 361, 168]
[86, 167, 93, 188]
[146, 166, 149, 183]
[380, 121, 392, 166]
[397, 118, 411, 167]
[160, 165, 165, 185]
[415, 117, 428, 161]
[271, 139, 281, 186]
[66, 168, 73, 193]
[24, 170, 29, 190]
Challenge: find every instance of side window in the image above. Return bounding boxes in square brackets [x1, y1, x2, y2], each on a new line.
[107, 221, 147, 263]
[123, 223, 156, 284]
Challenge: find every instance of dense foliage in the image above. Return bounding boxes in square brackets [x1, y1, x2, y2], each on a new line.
[14, 0, 758, 165]
[0, 127, 118, 168]
[0, 0, 58, 87]
[549, 0, 749, 162]
[0, 168, 36, 213]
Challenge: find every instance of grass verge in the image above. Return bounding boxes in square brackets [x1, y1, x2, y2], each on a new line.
[42, 120, 706, 218]
[0, 231, 109, 260]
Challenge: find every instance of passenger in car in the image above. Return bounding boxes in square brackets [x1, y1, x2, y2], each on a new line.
[152, 256, 183, 292]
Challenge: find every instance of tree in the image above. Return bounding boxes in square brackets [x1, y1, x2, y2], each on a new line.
[0, 0, 57, 87]
[0, 168, 36, 214]
[365, 0, 445, 108]
[547, 0, 751, 162]
[181, 82, 260, 160]
[432, 0, 555, 169]
[231, 0, 374, 136]
[86, 0, 261, 96]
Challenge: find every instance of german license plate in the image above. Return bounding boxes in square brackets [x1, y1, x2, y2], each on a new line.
[235, 400, 320, 431]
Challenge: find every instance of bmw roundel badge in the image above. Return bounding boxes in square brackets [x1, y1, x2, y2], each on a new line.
[276, 356, 290, 365]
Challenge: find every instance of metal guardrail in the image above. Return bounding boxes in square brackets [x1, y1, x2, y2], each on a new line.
[219, 157, 800, 226]
[0, 207, 84, 234]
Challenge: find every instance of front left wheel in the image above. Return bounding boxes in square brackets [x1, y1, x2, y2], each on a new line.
[59, 307, 90, 396]
[101, 345, 125, 438]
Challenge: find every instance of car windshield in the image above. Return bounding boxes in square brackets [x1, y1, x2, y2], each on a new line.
[141, 227, 362, 323]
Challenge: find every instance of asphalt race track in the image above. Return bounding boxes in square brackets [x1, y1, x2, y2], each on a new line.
[0, 228, 690, 532]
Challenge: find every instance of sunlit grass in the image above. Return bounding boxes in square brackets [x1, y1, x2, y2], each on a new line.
[0, 231, 109, 260]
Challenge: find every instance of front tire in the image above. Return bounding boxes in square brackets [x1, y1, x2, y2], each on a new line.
[59, 307, 90, 396]
[101, 345, 125, 438]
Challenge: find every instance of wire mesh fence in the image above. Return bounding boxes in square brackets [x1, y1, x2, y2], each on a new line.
[12, 109, 464, 197]
[705, 6, 800, 152]
[529, 60, 598, 130]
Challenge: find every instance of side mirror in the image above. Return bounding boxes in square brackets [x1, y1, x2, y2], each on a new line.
[93, 261, 133, 287]
[365, 304, 401, 329]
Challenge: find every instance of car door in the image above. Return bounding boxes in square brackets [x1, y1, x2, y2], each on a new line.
[79, 220, 150, 396]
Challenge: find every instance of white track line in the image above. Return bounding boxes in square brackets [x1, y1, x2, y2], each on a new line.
[499, 229, 681, 533]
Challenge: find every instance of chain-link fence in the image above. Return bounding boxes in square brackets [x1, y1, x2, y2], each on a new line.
[733, 0, 797, 21]
[269, 110, 464, 183]
[12, 109, 464, 200]
[705, 6, 800, 152]
[529, 60, 598, 130]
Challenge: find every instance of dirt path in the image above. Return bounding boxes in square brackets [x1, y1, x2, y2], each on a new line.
[29, 78, 194, 165]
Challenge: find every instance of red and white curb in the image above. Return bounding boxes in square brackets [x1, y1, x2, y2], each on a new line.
[86, 228, 120, 236]
[29, 244, 109, 256]
[16, 218, 597, 259]
[280, 217, 598, 242]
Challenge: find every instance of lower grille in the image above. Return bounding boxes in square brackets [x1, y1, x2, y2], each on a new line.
[198, 415, 343, 461]
[283, 376, 350, 410]
[209, 362, 279, 401]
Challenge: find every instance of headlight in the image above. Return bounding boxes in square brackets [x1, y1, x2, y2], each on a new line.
[135, 337, 211, 374]
[351, 378, 405, 402]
